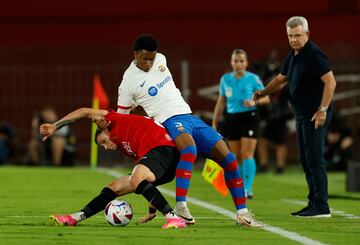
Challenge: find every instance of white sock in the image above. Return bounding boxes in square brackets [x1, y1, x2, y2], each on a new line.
[71, 211, 86, 222]
[237, 208, 249, 215]
[176, 201, 187, 209]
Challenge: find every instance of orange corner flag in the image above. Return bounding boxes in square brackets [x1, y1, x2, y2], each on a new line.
[202, 159, 228, 196]
[93, 75, 109, 109]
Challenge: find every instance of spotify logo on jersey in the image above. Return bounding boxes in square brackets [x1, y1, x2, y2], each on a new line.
[148, 86, 158, 96]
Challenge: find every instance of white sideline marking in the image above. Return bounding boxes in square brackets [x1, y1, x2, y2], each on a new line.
[1, 216, 46, 218]
[282, 199, 360, 219]
[99, 168, 327, 245]
[1, 215, 229, 220]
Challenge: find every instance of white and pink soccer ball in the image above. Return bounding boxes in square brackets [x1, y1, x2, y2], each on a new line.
[104, 199, 133, 226]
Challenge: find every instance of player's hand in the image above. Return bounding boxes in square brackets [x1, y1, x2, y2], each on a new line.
[93, 118, 110, 129]
[39, 123, 56, 141]
[136, 212, 157, 224]
[243, 100, 256, 108]
[311, 111, 327, 129]
[252, 90, 264, 101]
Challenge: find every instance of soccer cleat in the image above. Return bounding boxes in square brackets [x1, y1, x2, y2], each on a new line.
[49, 214, 77, 226]
[244, 190, 254, 200]
[291, 206, 311, 216]
[295, 207, 331, 218]
[237, 211, 263, 228]
[246, 191, 254, 200]
[161, 215, 186, 229]
[175, 205, 195, 225]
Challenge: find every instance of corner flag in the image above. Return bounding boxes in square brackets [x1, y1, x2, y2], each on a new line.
[202, 158, 228, 196]
[90, 75, 109, 169]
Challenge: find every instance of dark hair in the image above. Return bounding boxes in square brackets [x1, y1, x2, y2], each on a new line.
[133, 34, 159, 52]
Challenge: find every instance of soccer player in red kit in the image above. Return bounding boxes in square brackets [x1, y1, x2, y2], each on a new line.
[40, 108, 186, 229]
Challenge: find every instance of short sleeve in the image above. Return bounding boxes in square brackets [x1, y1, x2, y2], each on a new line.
[117, 79, 133, 114]
[254, 75, 265, 90]
[157, 53, 167, 66]
[280, 53, 291, 76]
[219, 76, 226, 96]
[311, 50, 331, 78]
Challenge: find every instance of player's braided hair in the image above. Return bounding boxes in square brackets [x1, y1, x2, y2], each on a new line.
[134, 34, 159, 52]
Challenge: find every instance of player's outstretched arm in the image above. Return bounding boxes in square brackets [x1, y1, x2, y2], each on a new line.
[39, 108, 108, 141]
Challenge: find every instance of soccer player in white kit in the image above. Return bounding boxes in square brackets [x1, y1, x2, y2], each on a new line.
[116, 34, 263, 227]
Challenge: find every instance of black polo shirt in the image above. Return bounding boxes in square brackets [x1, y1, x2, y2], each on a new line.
[280, 40, 332, 118]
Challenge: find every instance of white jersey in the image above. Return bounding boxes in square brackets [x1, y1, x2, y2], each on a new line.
[117, 53, 192, 123]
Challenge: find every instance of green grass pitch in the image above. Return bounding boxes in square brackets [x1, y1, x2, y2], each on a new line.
[0, 166, 359, 245]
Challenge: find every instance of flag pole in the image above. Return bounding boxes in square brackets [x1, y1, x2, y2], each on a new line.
[91, 74, 109, 169]
[90, 97, 99, 169]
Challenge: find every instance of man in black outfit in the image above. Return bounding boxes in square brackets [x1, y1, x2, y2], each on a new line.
[254, 16, 336, 217]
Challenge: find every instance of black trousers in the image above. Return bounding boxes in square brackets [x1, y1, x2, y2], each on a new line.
[295, 108, 332, 211]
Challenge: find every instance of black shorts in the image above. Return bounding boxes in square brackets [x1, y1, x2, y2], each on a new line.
[221, 110, 260, 140]
[138, 146, 180, 186]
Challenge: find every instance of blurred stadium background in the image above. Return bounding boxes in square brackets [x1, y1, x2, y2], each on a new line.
[0, 0, 359, 164]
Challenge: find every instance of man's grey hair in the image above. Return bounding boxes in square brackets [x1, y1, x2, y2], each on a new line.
[286, 16, 309, 32]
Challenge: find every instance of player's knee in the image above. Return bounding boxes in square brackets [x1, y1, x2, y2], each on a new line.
[129, 172, 155, 189]
[129, 174, 142, 189]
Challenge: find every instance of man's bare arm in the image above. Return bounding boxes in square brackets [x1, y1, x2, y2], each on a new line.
[40, 108, 108, 141]
[54, 108, 108, 130]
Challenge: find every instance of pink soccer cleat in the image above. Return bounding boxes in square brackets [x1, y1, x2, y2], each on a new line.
[49, 214, 78, 226]
[161, 214, 186, 229]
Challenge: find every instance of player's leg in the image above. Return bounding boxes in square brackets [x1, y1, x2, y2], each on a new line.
[227, 140, 244, 179]
[134, 146, 185, 228]
[162, 116, 197, 224]
[49, 176, 134, 226]
[209, 140, 247, 211]
[240, 137, 258, 198]
[193, 120, 262, 227]
[172, 133, 197, 223]
[131, 164, 174, 217]
[192, 118, 247, 213]
[136, 146, 180, 224]
[209, 139, 263, 227]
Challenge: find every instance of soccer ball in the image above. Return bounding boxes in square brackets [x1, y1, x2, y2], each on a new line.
[104, 199, 133, 226]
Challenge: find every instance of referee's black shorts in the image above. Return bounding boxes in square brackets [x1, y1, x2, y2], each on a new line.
[221, 110, 260, 140]
[138, 146, 180, 186]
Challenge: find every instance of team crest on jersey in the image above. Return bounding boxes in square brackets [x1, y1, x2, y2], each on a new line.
[225, 87, 233, 97]
[175, 122, 185, 132]
[158, 65, 166, 72]
[122, 142, 137, 157]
